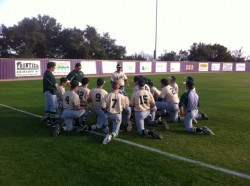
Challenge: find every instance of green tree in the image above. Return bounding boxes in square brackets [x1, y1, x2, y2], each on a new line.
[159, 50, 177, 61]
[58, 28, 87, 59]
[188, 42, 234, 62]
[100, 32, 126, 60]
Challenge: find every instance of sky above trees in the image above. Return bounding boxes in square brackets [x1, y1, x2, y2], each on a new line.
[0, 0, 250, 59]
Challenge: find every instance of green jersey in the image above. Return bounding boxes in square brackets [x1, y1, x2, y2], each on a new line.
[66, 70, 84, 83]
[43, 70, 57, 95]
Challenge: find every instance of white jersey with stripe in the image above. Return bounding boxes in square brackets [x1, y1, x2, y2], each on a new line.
[89, 88, 108, 109]
[111, 71, 127, 86]
[160, 85, 179, 103]
[102, 92, 126, 114]
[130, 88, 155, 112]
[63, 90, 80, 110]
[77, 86, 90, 106]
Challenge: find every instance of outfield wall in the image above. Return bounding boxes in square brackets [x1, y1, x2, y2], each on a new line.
[0, 58, 249, 80]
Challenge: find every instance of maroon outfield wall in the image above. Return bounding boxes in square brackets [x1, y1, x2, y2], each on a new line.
[0, 58, 249, 80]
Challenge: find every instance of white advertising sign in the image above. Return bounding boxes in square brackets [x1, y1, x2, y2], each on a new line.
[170, 62, 180, 72]
[211, 63, 220, 71]
[81, 61, 97, 74]
[102, 61, 117, 73]
[236, 63, 245, 71]
[140, 62, 152, 73]
[15, 60, 41, 77]
[122, 62, 136, 73]
[155, 62, 167, 72]
[52, 61, 71, 75]
[222, 63, 233, 71]
[199, 63, 209, 71]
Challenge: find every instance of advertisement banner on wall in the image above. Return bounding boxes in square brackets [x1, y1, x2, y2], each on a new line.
[235, 63, 246, 71]
[222, 63, 233, 71]
[199, 63, 209, 71]
[102, 61, 117, 73]
[52, 61, 71, 75]
[15, 60, 41, 77]
[81, 61, 97, 74]
[155, 62, 167, 72]
[185, 64, 194, 71]
[123, 62, 136, 73]
[170, 62, 180, 72]
[140, 62, 152, 73]
[211, 63, 221, 71]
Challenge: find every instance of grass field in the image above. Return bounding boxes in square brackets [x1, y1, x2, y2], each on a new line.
[0, 72, 249, 186]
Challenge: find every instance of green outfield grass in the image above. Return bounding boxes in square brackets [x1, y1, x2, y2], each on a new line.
[0, 73, 249, 186]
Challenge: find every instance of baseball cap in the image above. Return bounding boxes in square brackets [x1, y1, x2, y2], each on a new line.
[97, 78, 105, 86]
[134, 76, 140, 82]
[47, 62, 56, 69]
[160, 78, 168, 86]
[60, 77, 68, 83]
[186, 80, 194, 89]
[183, 76, 194, 84]
[75, 63, 82, 68]
[70, 80, 79, 88]
[81, 77, 89, 85]
[137, 77, 145, 87]
[148, 80, 154, 87]
[169, 76, 176, 81]
[116, 64, 122, 68]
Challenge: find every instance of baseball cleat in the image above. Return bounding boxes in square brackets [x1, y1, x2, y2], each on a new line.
[47, 120, 55, 126]
[157, 119, 169, 130]
[192, 118, 198, 124]
[103, 134, 112, 144]
[53, 124, 61, 137]
[162, 120, 170, 130]
[76, 124, 88, 133]
[201, 113, 209, 120]
[150, 129, 163, 139]
[127, 121, 133, 132]
[202, 126, 214, 135]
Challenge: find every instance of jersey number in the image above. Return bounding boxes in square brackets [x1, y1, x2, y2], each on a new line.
[139, 95, 148, 104]
[65, 96, 70, 104]
[96, 93, 101, 102]
[170, 88, 176, 95]
[78, 91, 84, 99]
[112, 99, 117, 108]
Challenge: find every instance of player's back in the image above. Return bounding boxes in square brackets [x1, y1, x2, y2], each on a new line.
[77, 86, 90, 106]
[160, 85, 179, 103]
[63, 91, 80, 110]
[103, 92, 126, 114]
[130, 89, 155, 111]
[56, 86, 65, 101]
[90, 88, 108, 109]
[150, 86, 161, 101]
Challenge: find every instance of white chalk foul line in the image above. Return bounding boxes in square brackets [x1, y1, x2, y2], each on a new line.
[1, 103, 250, 180]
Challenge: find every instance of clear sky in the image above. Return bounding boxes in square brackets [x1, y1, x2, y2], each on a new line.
[0, 0, 250, 58]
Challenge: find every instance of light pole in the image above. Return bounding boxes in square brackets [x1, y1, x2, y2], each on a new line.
[154, 0, 158, 61]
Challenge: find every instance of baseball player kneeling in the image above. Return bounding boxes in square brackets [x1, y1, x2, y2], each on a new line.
[130, 78, 163, 139]
[179, 80, 214, 135]
[53, 80, 86, 137]
[102, 82, 127, 144]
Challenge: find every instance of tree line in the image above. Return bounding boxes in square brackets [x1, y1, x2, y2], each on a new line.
[0, 15, 248, 62]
